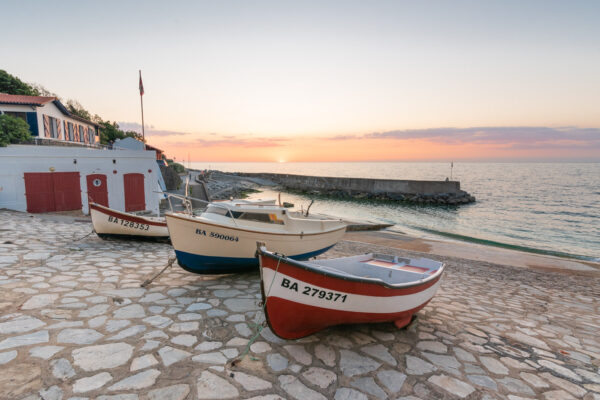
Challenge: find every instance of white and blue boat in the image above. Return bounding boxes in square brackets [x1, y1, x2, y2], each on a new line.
[165, 200, 347, 274]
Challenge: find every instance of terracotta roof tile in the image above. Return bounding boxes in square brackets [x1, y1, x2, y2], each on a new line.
[0, 93, 57, 106]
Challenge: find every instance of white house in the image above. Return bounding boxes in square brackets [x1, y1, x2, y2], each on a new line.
[0, 93, 99, 145]
[0, 145, 160, 215]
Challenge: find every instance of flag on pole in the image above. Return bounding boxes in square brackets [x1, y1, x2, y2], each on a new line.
[139, 70, 144, 96]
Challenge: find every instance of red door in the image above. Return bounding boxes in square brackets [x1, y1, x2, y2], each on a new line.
[52, 172, 82, 211]
[123, 173, 145, 212]
[86, 174, 109, 207]
[24, 172, 82, 213]
[24, 173, 55, 213]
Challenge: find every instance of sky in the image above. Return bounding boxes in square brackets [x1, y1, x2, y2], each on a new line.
[2, 0, 600, 161]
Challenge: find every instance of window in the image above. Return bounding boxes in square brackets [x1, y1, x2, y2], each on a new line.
[4, 111, 27, 122]
[88, 127, 95, 142]
[48, 117, 58, 138]
[79, 125, 85, 142]
[67, 122, 74, 141]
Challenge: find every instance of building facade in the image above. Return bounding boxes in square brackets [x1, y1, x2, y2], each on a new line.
[0, 145, 161, 215]
[0, 93, 99, 145]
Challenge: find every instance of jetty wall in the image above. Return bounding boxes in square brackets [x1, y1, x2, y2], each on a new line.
[233, 172, 476, 205]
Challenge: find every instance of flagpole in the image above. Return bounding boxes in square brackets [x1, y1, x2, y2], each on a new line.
[139, 70, 145, 142]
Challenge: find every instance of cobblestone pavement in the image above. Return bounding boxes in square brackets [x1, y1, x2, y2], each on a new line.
[0, 210, 599, 400]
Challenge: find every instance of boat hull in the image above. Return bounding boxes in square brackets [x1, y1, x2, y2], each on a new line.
[259, 253, 443, 339]
[90, 203, 169, 239]
[166, 213, 346, 274]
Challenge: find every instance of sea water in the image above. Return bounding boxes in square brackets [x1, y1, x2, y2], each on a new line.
[189, 162, 600, 262]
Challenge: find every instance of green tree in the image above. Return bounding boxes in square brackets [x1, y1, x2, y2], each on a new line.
[66, 99, 92, 120]
[0, 115, 31, 147]
[0, 70, 40, 96]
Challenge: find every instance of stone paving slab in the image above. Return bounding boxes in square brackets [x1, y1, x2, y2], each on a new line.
[0, 210, 599, 400]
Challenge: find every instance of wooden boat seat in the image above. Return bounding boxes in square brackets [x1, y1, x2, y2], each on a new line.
[307, 253, 443, 286]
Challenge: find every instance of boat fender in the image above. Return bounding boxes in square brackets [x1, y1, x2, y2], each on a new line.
[300, 231, 304, 239]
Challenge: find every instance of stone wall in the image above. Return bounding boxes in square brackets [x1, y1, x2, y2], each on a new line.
[234, 172, 476, 205]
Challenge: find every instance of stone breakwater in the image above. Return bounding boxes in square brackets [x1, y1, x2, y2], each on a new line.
[1, 210, 600, 399]
[233, 172, 476, 205]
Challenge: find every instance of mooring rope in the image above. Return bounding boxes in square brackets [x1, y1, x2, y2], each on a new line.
[141, 257, 176, 287]
[233, 255, 282, 365]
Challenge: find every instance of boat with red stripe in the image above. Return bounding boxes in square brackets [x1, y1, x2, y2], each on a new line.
[90, 202, 169, 240]
[257, 243, 445, 339]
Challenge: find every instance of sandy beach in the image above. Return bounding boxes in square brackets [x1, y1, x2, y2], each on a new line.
[0, 209, 599, 399]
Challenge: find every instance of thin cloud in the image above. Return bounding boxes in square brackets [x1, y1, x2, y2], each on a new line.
[167, 135, 290, 148]
[117, 122, 191, 137]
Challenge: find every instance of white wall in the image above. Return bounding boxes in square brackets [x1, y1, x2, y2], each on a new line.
[0, 145, 160, 215]
[36, 102, 97, 143]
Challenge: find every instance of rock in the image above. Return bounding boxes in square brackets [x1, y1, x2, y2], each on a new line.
[315, 344, 336, 367]
[130, 354, 159, 371]
[267, 353, 288, 371]
[339, 350, 381, 377]
[422, 352, 460, 371]
[279, 375, 327, 400]
[230, 370, 272, 390]
[104, 288, 146, 298]
[29, 345, 64, 360]
[109, 325, 146, 340]
[0, 330, 49, 350]
[284, 344, 313, 365]
[197, 371, 239, 399]
[334, 388, 368, 400]
[361, 344, 397, 366]
[171, 334, 197, 347]
[72, 372, 113, 393]
[0, 350, 17, 364]
[507, 331, 550, 350]
[467, 374, 498, 390]
[542, 390, 577, 400]
[538, 359, 582, 382]
[540, 372, 587, 397]
[377, 370, 406, 393]
[303, 367, 337, 388]
[169, 322, 199, 332]
[187, 302, 212, 311]
[498, 377, 535, 396]
[406, 355, 437, 375]
[57, 328, 103, 344]
[79, 304, 109, 318]
[351, 377, 387, 399]
[147, 384, 190, 400]
[250, 341, 271, 353]
[113, 304, 146, 319]
[108, 369, 160, 390]
[39, 385, 63, 400]
[417, 341, 448, 353]
[480, 355, 509, 375]
[196, 341, 223, 352]
[72, 342, 134, 371]
[21, 294, 58, 309]
[0, 315, 45, 334]
[428, 374, 475, 398]
[192, 351, 228, 365]
[51, 358, 76, 380]
[143, 315, 173, 328]
[224, 298, 257, 312]
[158, 346, 191, 367]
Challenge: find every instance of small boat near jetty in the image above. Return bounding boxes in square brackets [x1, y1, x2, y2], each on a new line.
[90, 202, 169, 240]
[257, 243, 445, 339]
[165, 200, 347, 274]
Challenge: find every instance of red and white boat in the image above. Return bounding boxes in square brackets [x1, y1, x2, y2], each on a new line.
[90, 202, 169, 240]
[257, 244, 445, 339]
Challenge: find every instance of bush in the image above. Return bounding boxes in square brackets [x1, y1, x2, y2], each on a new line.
[171, 162, 186, 173]
[0, 114, 31, 147]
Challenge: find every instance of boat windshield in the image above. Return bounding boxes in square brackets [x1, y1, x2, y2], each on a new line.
[205, 206, 284, 225]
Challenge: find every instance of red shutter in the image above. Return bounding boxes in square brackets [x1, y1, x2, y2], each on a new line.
[124, 173, 145, 211]
[43, 115, 50, 138]
[56, 118, 62, 140]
